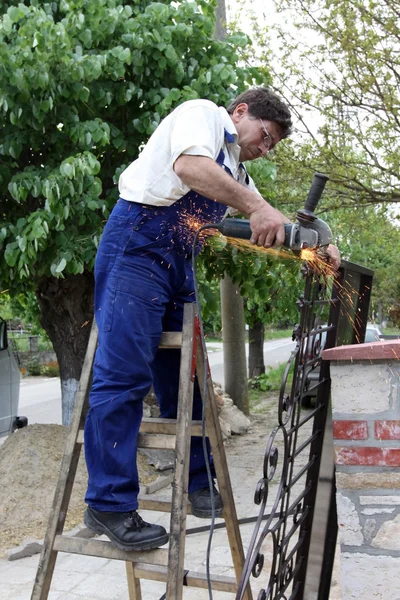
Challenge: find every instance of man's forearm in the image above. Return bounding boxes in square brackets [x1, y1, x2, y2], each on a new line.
[174, 155, 265, 217]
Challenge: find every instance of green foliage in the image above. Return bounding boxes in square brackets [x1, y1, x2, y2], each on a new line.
[248, 362, 292, 410]
[249, 372, 271, 392]
[0, 0, 262, 295]
[264, 328, 293, 340]
[244, 0, 400, 207]
[326, 205, 400, 318]
[26, 357, 42, 376]
[199, 230, 303, 328]
[229, 0, 400, 321]
[196, 155, 304, 330]
[5, 291, 43, 332]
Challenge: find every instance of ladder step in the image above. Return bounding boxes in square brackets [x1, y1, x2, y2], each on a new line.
[133, 563, 238, 593]
[77, 419, 204, 445]
[138, 495, 192, 515]
[137, 433, 176, 450]
[53, 535, 169, 566]
[159, 332, 183, 348]
[52, 537, 236, 593]
[140, 417, 203, 436]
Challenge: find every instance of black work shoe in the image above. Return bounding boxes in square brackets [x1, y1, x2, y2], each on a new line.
[84, 507, 169, 551]
[189, 485, 223, 518]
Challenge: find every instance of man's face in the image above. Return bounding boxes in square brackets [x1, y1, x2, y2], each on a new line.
[230, 103, 283, 162]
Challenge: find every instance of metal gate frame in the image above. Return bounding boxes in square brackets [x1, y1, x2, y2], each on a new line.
[235, 260, 374, 600]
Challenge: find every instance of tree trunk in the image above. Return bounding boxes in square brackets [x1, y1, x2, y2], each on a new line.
[248, 320, 265, 379]
[377, 299, 383, 328]
[220, 275, 249, 415]
[36, 272, 94, 426]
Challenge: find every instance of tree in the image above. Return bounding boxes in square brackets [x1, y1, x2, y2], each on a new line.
[227, 0, 400, 333]
[200, 225, 303, 378]
[238, 0, 400, 208]
[0, 0, 262, 423]
[324, 204, 400, 321]
[197, 154, 305, 381]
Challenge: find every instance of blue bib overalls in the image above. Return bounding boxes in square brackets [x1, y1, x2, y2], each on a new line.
[84, 134, 240, 511]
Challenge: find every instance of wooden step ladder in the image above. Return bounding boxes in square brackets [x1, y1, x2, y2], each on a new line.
[31, 303, 252, 600]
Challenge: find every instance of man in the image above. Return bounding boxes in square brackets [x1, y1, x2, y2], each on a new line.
[83, 87, 324, 552]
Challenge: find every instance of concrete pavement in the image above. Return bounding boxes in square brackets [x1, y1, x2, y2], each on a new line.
[0, 401, 341, 600]
[0, 337, 341, 600]
[0, 423, 270, 599]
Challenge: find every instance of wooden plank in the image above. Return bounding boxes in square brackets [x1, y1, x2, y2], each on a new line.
[76, 419, 203, 445]
[195, 335, 253, 600]
[166, 303, 196, 600]
[159, 331, 182, 348]
[137, 433, 176, 450]
[126, 562, 142, 600]
[133, 563, 238, 593]
[53, 536, 169, 566]
[31, 320, 98, 600]
[140, 418, 203, 436]
[138, 496, 192, 515]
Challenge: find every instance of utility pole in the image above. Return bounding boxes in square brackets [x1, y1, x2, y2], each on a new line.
[220, 276, 249, 414]
[214, 0, 227, 39]
[215, 0, 249, 414]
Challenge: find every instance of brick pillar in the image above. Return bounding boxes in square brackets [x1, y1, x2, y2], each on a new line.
[322, 341, 400, 600]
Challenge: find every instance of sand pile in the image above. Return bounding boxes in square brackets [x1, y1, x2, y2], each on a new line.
[0, 423, 156, 556]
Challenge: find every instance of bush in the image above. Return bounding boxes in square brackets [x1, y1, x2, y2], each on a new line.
[26, 358, 42, 376]
[41, 361, 60, 377]
[249, 363, 293, 393]
[249, 373, 272, 392]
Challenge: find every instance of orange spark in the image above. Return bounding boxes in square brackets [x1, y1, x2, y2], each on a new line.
[225, 237, 296, 260]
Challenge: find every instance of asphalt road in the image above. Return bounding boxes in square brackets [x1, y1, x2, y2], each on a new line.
[17, 338, 295, 427]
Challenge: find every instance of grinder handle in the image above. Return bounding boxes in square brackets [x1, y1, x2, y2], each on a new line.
[304, 173, 329, 213]
[216, 218, 293, 248]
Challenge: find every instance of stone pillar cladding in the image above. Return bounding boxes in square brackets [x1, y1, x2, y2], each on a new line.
[322, 340, 400, 600]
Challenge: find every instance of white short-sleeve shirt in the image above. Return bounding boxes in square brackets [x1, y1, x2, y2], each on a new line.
[118, 99, 259, 206]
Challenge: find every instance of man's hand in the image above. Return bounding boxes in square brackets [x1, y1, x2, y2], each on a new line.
[249, 204, 290, 248]
[325, 244, 341, 271]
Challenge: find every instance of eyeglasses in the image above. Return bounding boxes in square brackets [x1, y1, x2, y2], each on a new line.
[259, 119, 274, 151]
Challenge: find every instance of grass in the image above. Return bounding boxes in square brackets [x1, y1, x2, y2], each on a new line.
[249, 362, 293, 412]
[205, 328, 293, 344]
[264, 328, 293, 340]
[9, 334, 54, 352]
[382, 326, 400, 336]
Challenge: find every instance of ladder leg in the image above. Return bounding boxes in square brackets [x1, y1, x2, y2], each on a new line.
[126, 562, 142, 600]
[166, 303, 196, 600]
[30, 321, 98, 600]
[195, 333, 253, 600]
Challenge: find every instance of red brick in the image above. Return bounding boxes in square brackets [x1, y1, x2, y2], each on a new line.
[333, 420, 368, 440]
[335, 446, 400, 466]
[375, 421, 400, 440]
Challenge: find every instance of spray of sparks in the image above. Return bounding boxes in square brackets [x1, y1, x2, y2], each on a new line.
[173, 212, 390, 347]
[208, 230, 367, 344]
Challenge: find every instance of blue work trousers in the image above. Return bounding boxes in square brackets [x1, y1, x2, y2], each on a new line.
[84, 198, 223, 511]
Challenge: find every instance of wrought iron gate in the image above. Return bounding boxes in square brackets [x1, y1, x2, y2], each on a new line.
[235, 260, 374, 600]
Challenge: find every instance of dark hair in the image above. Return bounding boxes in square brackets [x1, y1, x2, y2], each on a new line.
[227, 87, 293, 139]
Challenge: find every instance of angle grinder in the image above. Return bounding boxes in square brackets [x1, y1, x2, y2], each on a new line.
[214, 173, 332, 252]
